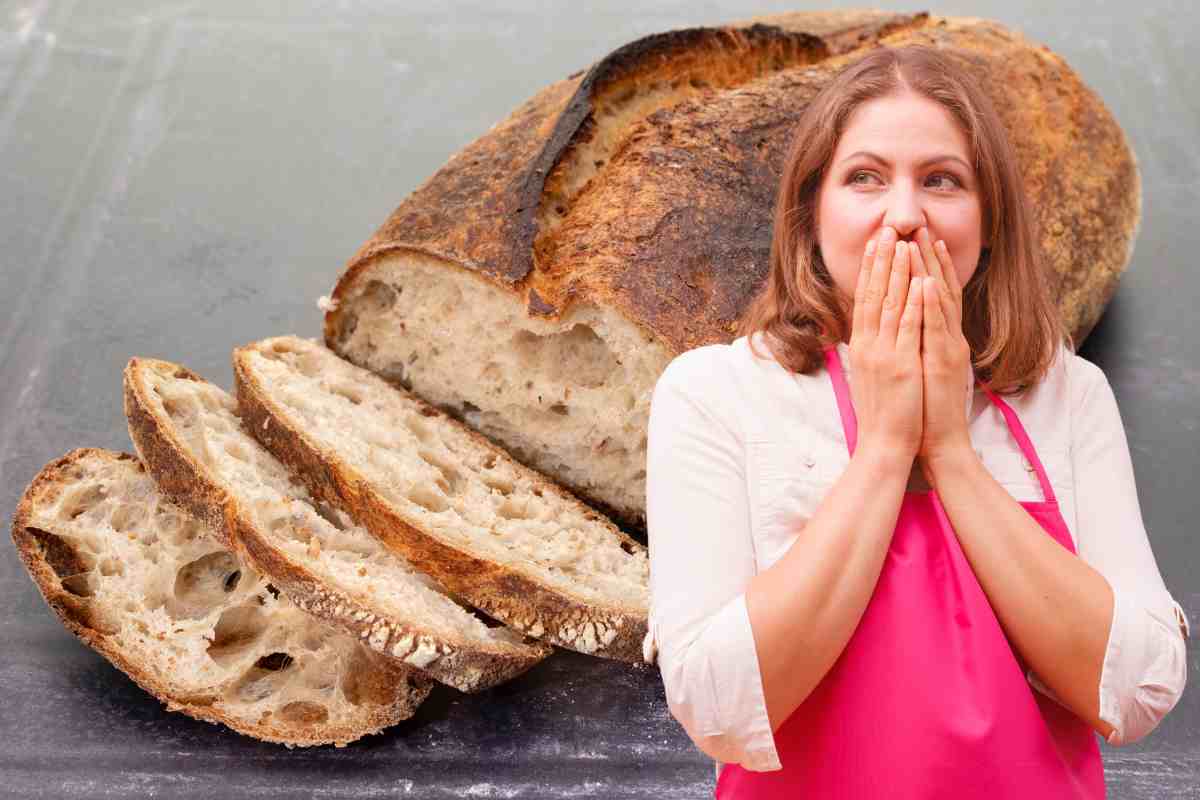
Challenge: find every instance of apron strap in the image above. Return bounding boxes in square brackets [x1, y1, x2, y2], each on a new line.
[978, 383, 1058, 505]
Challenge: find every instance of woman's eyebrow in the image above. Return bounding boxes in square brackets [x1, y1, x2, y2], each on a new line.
[839, 150, 971, 171]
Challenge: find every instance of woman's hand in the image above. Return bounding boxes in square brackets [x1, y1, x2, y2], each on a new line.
[847, 226, 925, 461]
[905, 227, 974, 483]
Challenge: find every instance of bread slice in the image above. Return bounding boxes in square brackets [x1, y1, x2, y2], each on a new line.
[122, 356, 554, 693]
[230, 335, 649, 663]
[10, 448, 432, 747]
[319, 10, 1140, 536]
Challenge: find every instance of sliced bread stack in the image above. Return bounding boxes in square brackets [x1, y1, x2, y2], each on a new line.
[12, 335, 650, 747]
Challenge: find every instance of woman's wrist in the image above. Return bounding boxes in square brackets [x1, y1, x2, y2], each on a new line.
[853, 437, 917, 481]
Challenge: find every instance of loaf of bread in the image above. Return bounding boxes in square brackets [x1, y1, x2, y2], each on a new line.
[230, 335, 649, 663]
[319, 9, 1139, 535]
[123, 355, 556, 693]
[11, 448, 432, 747]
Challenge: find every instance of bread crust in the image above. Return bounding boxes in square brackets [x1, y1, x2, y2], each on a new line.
[123, 357, 555, 692]
[232, 337, 650, 664]
[323, 9, 1138, 355]
[11, 447, 430, 747]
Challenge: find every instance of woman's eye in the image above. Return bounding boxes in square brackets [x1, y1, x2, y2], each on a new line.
[927, 173, 961, 190]
[847, 170, 961, 190]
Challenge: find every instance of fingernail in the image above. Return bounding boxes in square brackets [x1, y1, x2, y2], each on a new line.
[882, 228, 895, 242]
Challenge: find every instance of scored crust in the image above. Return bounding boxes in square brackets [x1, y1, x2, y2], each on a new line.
[319, 10, 1140, 536]
[11, 448, 432, 747]
[231, 335, 650, 664]
[122, 356, 556, 693]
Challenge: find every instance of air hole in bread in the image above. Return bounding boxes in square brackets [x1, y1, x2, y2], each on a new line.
[175, 551, 242, 618]
[25, 526, 96, 582]
[109, 503, 143, 533]
[407, 484, 449, 514]
[159, 394, 187, 421]
[197, 390, 221, 413]
[61, 484, 106, 520]
[207, 602, 270, 666]
[481, 473, 513, 496]
[405, 413, 435, 443]
[171, 516, 204, 547]
[231, 652, 297, 703]
[310, 498, 348, 531]
[328, 382, 364, 405]
[223, 439, 251, 463]
[377, 359, 410, 390]
[418, 448, 465, 497]
[255, 651, 294, 672]
[339, 647, 394, 706]
[279, 700, 329, 726]
[496, 496, 532, 521]
[359, 280, 399, 314]
[61, 571, 98, 598]
[509, 325, 613, 389]
[267, 512, 307, 543]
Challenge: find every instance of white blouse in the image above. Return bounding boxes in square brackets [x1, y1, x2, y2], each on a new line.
[642, 332, 1190, 775]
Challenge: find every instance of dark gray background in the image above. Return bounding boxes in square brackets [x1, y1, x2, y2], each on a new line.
[2, 1, 1195, 797]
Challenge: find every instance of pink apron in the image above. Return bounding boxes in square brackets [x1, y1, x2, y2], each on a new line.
[716, 344, 1106, 798]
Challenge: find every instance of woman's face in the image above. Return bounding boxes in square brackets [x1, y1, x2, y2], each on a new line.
[815, 90, 987, 328]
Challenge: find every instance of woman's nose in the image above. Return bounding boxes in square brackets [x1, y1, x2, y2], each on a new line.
[882, 186, 926, 239]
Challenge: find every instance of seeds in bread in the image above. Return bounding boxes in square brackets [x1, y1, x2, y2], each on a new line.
[230, 335, 649, 663]
[10, 448, 432, 747]
[122, 357, 555, 693]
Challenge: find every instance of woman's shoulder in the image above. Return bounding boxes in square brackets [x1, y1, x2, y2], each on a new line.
[655, 335, 810, 440]
[1055, 341, 1109, 408]
[1013, 340, 1108, 421]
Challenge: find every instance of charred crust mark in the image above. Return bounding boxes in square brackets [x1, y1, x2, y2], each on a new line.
[526, 287, 557, 317]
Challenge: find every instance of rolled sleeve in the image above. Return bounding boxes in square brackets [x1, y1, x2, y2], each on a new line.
[1069, 359, 1189, 746]
[657, 593, 782, 770]
[1098, 590, 1189, 746]
[645, 349, 781, 772]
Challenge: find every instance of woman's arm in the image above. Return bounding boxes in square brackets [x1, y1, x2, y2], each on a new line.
[1066, 359, 1188, 745]
[924, 443, 1117, 740]
[646, 350, 780, 769]
[745, 436, 911, 735]
[646, 346, 912, 773]
[925, 358, 1187, 745]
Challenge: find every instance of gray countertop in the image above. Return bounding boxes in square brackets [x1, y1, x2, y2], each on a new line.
[2, 1, 1195, 797]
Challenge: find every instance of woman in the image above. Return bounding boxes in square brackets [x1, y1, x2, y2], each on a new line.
[643, 45, 1189, 798]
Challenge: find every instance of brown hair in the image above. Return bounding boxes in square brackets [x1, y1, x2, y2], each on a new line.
[737, 44, 1073, 395]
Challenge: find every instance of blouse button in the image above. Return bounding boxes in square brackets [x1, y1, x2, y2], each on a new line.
[803, 456, 815, 469]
